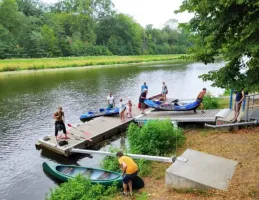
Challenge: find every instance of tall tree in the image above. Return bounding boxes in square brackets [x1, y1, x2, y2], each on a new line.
[177, 0, 259, 91]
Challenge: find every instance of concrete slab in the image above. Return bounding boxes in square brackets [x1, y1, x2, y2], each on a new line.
[166, 149, 238, 191]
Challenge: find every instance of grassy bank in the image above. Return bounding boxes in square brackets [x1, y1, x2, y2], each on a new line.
[0, 54, 189, 72]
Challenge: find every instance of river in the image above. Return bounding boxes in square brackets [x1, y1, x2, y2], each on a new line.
[0, 61, 224, 200]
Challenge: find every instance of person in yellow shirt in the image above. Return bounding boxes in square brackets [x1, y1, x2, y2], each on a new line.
[116, 151, 138, 196]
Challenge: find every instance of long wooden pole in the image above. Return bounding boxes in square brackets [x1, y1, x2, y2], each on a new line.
[71, 148, 187, 163]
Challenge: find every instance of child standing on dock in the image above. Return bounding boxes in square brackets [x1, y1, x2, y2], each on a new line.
[53, 107, 68, 141]
[126, 100, 133, 118]
[119, 99, 126, 122]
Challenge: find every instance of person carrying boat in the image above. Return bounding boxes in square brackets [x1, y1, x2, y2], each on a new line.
[139, 89, 148, 114]
[231, 89, 245, 123]
[141, 82, 148, 93]
[161, 82, 168, 101]
[116, 151, 138, 196]
[53, 107, 68, 141]
[107, 92, 115, 108]
[195, 88, 207, 113]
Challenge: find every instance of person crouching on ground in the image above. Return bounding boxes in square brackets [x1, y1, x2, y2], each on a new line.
[53, 107, 68, 141]
[126, 99, 132, 118]
[195, 88, 207, 113]
[116, 151, 138, 196]
[119, 99, 126, 122]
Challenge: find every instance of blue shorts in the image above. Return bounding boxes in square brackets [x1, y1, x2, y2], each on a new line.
[123, 171, 138, 184]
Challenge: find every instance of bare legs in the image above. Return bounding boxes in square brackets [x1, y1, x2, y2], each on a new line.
[122, 181, 133, 196]
[120, 111, 125, 122]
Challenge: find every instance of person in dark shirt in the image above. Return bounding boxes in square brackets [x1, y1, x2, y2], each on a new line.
[139, 89, 147, 114]
[231, 89, 245, 123]
[53, 107, 68, 141]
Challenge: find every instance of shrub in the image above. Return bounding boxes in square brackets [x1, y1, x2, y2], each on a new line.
[203, 95, 219, 109]
[46, 175, 117, 200]
[127, 120, 185, 156]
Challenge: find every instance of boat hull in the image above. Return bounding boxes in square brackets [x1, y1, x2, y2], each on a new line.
[80, 108, 119, 122]
[43, 162, 123, 186]
[144, 99, 200, 111]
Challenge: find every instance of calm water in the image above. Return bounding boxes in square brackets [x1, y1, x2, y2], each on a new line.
[0, 61, 224, 200]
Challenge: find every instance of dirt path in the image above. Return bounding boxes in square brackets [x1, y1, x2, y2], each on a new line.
[116, 127, 259, 200]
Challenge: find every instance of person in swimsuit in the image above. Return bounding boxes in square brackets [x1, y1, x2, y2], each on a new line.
[195, 88, 207, 113]
[231, 89, 245, 123]
[126, 100, 133, 118]
[53, 107, 68, 141]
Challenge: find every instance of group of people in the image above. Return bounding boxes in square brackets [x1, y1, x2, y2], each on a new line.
[107, 92, 132, 122]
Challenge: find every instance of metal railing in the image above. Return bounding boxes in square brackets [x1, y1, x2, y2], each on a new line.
[244, 94, 259, 121]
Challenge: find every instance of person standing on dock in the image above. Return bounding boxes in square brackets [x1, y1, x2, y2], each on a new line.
[116, 151, 138, 196]
[53, 107, 68, 141]
[139, 89, 148, 114]
[195, 88, 207, 113]
[126, 99, 133, 118]
[231, 89, 245, 123]
[107, 92, 115, 108]
[141, 82, 148, 93]
[161, 82, 168, 101]
[119, 99, 126, 122]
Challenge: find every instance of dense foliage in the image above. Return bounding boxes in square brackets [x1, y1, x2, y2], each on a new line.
[202, 95, 219, 109]
[47, 175, 117, 200]
[127, 120, 185, 156]
[0, 0, 190, 59]
[177, 0, 259, 92]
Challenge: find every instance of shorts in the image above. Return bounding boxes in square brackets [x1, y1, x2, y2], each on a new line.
[108, 104, 114, 108]
[234, 101, 242, 112]
[197, 98, 203, 103]
[162, 90, 167, 94]
[141, 102, 146, 109]
[123, 171, 138, 184]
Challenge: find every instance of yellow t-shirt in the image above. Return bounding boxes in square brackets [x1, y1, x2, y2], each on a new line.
[118, 156, 138, 174]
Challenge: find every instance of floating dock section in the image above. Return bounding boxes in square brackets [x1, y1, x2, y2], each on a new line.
[37, 106, 153, 156]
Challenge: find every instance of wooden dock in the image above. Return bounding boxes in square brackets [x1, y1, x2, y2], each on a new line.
[37, 106, 153, 156]
[136, 109, 232, 123]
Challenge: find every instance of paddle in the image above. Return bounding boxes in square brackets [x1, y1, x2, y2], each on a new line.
[67, 124, 90, 135]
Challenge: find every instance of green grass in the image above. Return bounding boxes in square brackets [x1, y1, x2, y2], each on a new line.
[0, 54, 190, 72]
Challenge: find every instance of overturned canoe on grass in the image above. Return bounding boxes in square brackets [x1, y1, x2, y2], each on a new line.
[43, 162, 122, 186]
[144, 99, 200, 111]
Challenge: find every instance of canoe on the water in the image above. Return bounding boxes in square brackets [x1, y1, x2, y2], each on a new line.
[80, 107, 119, 122]
[144, 99, 200, 111]
[42, 162, 122, 186]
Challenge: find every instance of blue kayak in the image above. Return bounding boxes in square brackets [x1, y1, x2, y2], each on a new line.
[144, 99, 200, 111]
[80, 107, 119, 122]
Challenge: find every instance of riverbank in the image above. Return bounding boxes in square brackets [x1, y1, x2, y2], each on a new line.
[0, 54, 189, 72]
[115, 127, 259, 200]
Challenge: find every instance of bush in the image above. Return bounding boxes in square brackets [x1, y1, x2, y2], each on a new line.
[203, 95, 219, 109]
[46, 175, 117, 200]
[127, 120, 185, 156]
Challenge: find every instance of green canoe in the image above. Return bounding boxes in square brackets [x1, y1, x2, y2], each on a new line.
[42, 162, 122, 186]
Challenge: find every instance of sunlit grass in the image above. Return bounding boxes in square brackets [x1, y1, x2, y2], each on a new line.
[0, 54, 190, 72]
